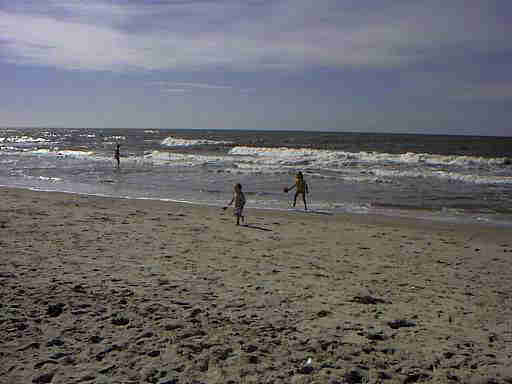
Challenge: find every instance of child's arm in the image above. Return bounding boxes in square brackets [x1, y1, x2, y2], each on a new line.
[223, 193, 235, 209]
[305, 182, 309, 194]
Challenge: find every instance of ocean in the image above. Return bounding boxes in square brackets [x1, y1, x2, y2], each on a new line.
[1, 127, 511, 227]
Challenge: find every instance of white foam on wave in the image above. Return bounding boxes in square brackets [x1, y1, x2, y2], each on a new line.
[144, 150, 230, 167]
[9, 144, 511, 186]
[0, 136, 50, 145]
[31, 148, 96, 159]
[371, 168, 512, 185]
[161, 136, 232, 147]
[142, 148, 512, 185]
[145, 150, 295, 173]
[23, 175, 63, 182]
[0, 146, 26, 152]
[104, 136, 126, 142]
[24, 148, 161, 165]
[229, 146, 510, 168]
[41, 131, 60, 138]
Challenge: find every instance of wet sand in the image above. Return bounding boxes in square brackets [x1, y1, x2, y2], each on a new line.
[1, 187, 511, 384]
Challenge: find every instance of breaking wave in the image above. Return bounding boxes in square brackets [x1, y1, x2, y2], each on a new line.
[229, 146, 510, 168]
[161, 136, 232, 147]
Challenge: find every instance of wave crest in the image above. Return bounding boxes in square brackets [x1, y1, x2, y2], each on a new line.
[161, 136, 232, 147]
[229, 146, 510, 168]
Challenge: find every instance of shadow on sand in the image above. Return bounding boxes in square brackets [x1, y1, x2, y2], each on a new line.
[307, 210, 332, 215]
[289, 209, 333, 216]
[243, 224, 273, 231]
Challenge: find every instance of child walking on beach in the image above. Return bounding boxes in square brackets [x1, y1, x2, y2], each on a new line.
[224, 183, 246, 225]
[284, 171, 309, 210]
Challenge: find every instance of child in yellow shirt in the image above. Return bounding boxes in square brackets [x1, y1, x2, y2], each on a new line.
[284, 172, 309, 210]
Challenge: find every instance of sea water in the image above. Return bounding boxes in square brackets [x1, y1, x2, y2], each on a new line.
[1, 127, 511, 227]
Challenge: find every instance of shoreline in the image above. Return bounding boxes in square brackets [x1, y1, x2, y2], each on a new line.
[2, 184, 511, 232]
[1, 186, 511, 383]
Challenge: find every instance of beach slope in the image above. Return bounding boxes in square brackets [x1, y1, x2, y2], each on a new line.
[1, 187, 511, 383]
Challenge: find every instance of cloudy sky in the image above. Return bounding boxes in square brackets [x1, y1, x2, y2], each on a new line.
[1, 0, 511, 135]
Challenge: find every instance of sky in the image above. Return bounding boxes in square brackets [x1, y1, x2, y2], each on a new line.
[1, 0, 511, 136]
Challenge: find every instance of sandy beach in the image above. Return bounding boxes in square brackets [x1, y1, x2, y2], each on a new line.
[1, 186, 511, 384]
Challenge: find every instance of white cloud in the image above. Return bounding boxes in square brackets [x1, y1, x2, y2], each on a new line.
[0, 11, 141, 70]
[0, 1, 509, 72]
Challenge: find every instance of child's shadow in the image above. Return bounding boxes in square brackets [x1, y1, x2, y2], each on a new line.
[308, 210, 332, 215]
[243, 224, 272, 232]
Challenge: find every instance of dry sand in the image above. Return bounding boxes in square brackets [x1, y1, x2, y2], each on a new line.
[1, 186, 511, 384]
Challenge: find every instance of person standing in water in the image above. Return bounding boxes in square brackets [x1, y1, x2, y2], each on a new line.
[114, 143, 121, 169]
[284, 171, 309, 210]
